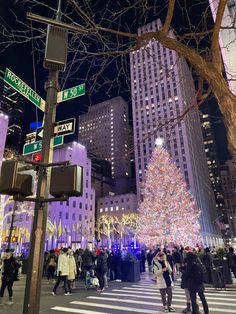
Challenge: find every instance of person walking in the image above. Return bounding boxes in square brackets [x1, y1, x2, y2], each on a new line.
[185, 252, 209, 314]
[96, 249, 108, 292]
[180, 256, 191, 313]
[172, 247, 182, 276]
[52, 248, 70, 296]
[147, 250, 153, 272]
[153, 252, 175, 313]
[202, 248, 213, 284]
[67, 250, 77, 293]
[141, 249, 147, 272]
[0, 249, 20, 305]
[227, 247, 236, 278]
[47, 249, 57, 283]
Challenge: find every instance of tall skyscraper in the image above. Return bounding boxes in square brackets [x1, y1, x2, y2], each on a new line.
[130, 19, 221, 246]
[0, 80, 24, 152]
[78, 97, 131, 178]
[0, 112, 8, 169]
[210, 0, 236, 94]
[220, 160, 236, 243]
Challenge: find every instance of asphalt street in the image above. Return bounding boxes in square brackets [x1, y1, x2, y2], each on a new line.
[0, 273, 236, 314]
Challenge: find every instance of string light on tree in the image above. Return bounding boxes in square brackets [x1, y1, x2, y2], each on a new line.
[138, 142, 202, 247]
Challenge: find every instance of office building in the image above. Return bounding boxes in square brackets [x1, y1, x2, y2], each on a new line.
[78, 97, 131, 178]
[0, 112, 8, 169]
[0, 80, 24, 152]
[210, 0, 236, 94]
[220, 161, 236, 244]
[130, 19, 221, 246]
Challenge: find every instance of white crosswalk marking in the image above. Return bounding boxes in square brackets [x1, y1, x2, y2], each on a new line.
[51, 278, 236, 314]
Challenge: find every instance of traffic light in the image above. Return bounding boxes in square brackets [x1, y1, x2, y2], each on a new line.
[12, 236, 18, 243]
[0, 160, 35, 196]
[50, 165, 83, 197]
[33, 153, 42, 162]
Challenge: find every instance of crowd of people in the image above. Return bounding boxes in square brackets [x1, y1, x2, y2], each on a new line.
[0, 244, 235, 313]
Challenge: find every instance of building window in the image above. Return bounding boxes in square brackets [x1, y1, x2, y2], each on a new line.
[66, 200, 69, 206]
[79, 214, 82, 221]
[65, 212, 69, 219]
[79, 202, 82, 209]
[72, 213, 75, 221]
[59, 211, 62, 219]
[73, 201, 76, 208]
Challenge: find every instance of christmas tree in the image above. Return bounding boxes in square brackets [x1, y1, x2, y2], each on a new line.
[138, 140, 202, 247]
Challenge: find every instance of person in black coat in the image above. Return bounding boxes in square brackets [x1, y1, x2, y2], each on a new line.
[202, 248, 213, 284]
[147, 250, 154, 272]
[180, 257, 191, 313]
[185, 252, 209, 314]
[96, 250, 108, 291]
[0, 249, 20, 305]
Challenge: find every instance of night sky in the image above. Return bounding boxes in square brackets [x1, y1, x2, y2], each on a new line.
[0, 0, 230, 161]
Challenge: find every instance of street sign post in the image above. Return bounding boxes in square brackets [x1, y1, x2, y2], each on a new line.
[57, 83, 85, 103]
[4, 68, 45, 112]
[35, 118, 75, 141]
[23, 136, 63, 155]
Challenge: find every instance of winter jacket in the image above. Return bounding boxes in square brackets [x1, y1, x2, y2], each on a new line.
[172, 251, 182, 263]
[153, 259, 173, 289]
[180, 261, 188, 289]
[97, 252, 108, 273]
[227, 252, 236, 268]
[82, 249, 95, 267]
[202, 252, 213, 268]
[147, 252, 153, 266]
[57, 253, 69, 276]
[185, 254, 204, 292]
[68, 256, 77, 280]
[1, 255, 20, 281]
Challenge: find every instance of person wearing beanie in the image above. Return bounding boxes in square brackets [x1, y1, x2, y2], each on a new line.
[153, 252, 175, 313]
[185, 252, 209, 314]
[52, 248, 70, 296]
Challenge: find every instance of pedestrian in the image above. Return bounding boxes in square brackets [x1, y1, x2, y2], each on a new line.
[227, 247, 236, 278]
[67, 249, 77, 292]
[47, 249, 57, 283]
[52, 248, 70, 296]
[166, 250, 175, 281]
[202, 248, 213, 284]
[107, 250, 116, 281]
[180, 256, 191, 313]
[0, 249, 20, 305]
[185, 252, 209, 314]
[96, 249, 108, 292]
[147, 249, 153, 272]
[82, 246, 95, 276]
[153, 252, 175, 313]
[114, 251, 122, 282]
[172, 247, 182, 275]
[140, 249, 146, 272]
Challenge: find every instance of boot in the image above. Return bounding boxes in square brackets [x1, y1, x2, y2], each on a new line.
[182, 303, 191, 313]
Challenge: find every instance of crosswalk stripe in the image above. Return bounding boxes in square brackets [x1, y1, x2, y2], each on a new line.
[88, 295, 236, 308]
[121, 287, 236, 297]
[102, 292, 236, 302]
[70, 301, 157, 313]
[112, 289, 159, 295]
[51, 307, 111, 314]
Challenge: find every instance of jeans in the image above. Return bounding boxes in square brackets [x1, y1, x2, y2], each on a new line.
[47, 266, 55, 280]
[97, 271, 106, 289]
[0, 277, 14, 298]
[160, 287, 172, 308]
[184, 288, 191, 303]
[189, 286, 209, 314]
[53, 275, 68, 293]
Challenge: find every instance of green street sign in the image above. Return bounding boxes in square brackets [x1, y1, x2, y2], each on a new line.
[57, 83, 85, 103]
[4, 68, 45, 112]
[23, 136, 63, 156]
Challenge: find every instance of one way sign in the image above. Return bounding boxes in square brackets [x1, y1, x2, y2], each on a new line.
[36, 118, 75, 140]
[54, 118, 75, 136]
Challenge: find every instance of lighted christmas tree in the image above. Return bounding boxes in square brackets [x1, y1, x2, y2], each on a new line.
[138, 139, 202, 247]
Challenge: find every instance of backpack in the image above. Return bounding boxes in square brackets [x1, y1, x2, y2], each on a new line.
[194, 261, 207, 284]
[49, 257, 56, 267]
